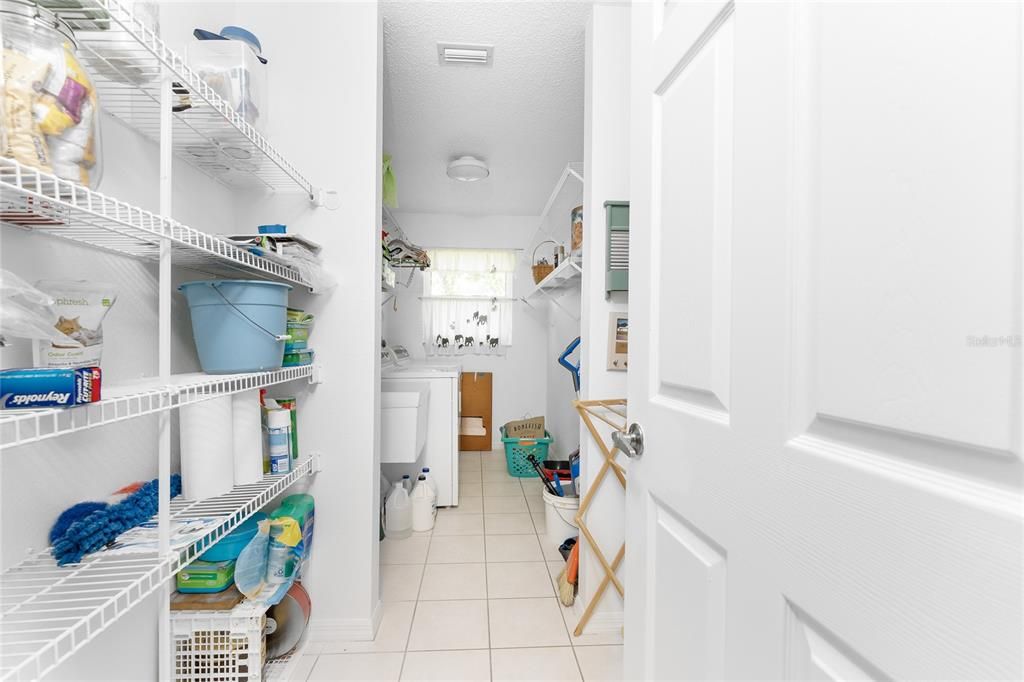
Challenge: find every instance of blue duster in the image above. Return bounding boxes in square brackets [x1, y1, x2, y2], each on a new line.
[52, 475, 182, 566]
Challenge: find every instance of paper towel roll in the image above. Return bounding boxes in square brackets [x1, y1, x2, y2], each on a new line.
[232, 390, 264, 485]
[180, 396, 235, 500]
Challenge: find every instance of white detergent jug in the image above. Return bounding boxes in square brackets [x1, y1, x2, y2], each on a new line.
[421, 468, 438, 508]
[410, 475, 436, 532]
[385, 481, 412, 539]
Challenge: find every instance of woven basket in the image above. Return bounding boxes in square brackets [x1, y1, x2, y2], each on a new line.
[532, 263, 555, 284]
[531, 239, 558, 284]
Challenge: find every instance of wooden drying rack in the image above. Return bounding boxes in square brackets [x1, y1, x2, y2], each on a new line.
[572, 398, 627, 636]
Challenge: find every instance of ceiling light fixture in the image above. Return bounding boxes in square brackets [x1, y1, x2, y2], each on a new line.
[447, 156, 490, 182]
[437, 42, 493, 66]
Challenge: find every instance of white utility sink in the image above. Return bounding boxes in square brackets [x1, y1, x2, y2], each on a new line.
[380, 380, 430, 463]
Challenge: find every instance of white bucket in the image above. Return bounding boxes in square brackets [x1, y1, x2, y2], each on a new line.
[543, 489, 580, 550]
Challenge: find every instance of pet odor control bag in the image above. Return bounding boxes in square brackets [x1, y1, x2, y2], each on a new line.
[34, 280, 117, 368]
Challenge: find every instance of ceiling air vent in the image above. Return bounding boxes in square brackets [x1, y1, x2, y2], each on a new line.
[437, 42, 493, 66]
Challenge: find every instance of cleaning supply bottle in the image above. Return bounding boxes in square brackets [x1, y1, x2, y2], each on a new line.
[410, 475, 436, 532]
[401, 474, 412, 492]
[266, 409, 292, 474]
[421, 467, 438, 501]
[384, 481, 412, 539]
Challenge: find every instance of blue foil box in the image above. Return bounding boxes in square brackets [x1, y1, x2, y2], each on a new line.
[0, 367, 102, 409]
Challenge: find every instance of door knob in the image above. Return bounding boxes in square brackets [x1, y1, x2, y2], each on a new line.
[612, 423, 645, 458]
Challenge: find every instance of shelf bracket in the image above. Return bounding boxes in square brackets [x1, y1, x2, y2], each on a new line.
[310, 451, 324, 474]
[309, 364, 325, 385]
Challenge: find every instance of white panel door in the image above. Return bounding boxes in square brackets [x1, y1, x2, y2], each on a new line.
[625, 1, 1023, 680]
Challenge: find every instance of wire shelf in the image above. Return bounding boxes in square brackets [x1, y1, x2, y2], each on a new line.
[0, 457, 315, 682]
[0, 159, 312, 288]
[0, 365, 314, 450]
[47, 0, 315, 196]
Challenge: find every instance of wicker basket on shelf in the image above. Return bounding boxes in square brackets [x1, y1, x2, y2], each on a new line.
[531, 240, 558, 284]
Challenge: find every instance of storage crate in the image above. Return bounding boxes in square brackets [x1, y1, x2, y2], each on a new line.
[500, 426, 553, 477]
[172, 608, 266, 682]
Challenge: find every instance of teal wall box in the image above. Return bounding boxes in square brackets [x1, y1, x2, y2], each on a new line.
[604, 201, 629, 295]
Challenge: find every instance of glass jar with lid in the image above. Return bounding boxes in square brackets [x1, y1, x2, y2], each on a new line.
[1, 0, 103, 187]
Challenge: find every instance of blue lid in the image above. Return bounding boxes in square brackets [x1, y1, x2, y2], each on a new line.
[193, 26, 268, 64]
[258, 224, 287, 234]
[422, 467, 430, 472]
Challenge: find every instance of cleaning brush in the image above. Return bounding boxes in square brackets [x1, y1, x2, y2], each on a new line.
[558, 541, 580, 606]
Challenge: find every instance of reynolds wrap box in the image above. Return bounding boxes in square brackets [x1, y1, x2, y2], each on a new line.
[0, 367, 102, 409]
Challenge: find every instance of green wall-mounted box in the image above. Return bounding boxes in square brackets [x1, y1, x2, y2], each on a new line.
[604, 200, 629, 294]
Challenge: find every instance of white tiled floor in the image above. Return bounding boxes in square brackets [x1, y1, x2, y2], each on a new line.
[296, 450, 623, 681]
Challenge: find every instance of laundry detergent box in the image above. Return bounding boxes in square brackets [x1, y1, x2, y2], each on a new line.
[0, 367, 102, 409]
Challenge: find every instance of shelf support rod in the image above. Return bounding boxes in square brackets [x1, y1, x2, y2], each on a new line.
[157, 64, 173, 682]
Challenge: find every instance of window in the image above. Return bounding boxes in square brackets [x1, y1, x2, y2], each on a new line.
[422, 248, 516, 355]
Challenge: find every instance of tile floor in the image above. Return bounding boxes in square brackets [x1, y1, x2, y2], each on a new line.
[292, 450, 623, 681]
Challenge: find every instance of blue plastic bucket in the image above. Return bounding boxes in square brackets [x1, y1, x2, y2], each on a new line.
[179, 280, 292, 374]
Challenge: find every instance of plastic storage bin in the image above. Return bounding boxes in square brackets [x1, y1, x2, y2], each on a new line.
[199, 512, 267, 562]
[179, 280, 290, 374]
[188, 39, 267, 133]
[172, 607, 264, 682]
[1, 0, 103, 186]
[500, 426, 553, 477]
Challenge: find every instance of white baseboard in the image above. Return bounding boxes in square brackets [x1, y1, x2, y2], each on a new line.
[309, 600, 383, 643]
[563, 600, 623, 635]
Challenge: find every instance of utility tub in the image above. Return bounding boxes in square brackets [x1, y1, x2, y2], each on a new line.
[380, 380, 430, 463]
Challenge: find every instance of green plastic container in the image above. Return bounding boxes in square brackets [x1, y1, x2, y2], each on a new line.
[285, 321, 312, 352]
[500, 427, 554, 477]
[283, 349, 314, 367]
[176, 559, 236, 593]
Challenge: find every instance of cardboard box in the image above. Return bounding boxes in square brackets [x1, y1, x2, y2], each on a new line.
[460, 372, 492, 451]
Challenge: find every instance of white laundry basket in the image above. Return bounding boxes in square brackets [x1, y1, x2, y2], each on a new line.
[542, 489, 580, 550]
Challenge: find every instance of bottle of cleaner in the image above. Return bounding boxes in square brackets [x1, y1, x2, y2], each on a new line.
[420, 468, 439, 515]
[401, 474, 412, 492]
[384, 481, 412, 539]
[410, 475, 436, 532]
[266, 409, 292, 474]
[421, 467, 438, 500]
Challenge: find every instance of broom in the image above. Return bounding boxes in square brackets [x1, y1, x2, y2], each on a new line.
[557, 541, 580, 606]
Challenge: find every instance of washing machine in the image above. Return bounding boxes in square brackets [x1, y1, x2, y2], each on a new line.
[381, 345, 462, 506]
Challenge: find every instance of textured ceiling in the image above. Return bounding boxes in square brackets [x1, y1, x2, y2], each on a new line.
[383, 1, 588, 216]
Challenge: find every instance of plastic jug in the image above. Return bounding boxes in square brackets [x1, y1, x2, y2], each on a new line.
[421, 467, 438, 502]
[385, 482, 412, 539]
[410, 475, 436, 532]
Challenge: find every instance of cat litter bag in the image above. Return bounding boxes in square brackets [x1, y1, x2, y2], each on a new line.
[34, 281, 117, 369]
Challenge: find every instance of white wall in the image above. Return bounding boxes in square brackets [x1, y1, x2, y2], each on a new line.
[546, 289, 583, 459]
[575, 3, 630, 633]
[382, 212, 550, 446]
[226, 0, 383, 642]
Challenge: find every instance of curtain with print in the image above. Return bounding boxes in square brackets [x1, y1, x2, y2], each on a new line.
[422, 248, 516, 356]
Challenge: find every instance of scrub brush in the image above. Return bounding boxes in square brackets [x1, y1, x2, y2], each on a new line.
[557, 541, 580, 606]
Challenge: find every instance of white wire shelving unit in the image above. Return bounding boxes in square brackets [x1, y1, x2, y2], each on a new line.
[0, 457, 317, 682]
[0, 365, 315, 449]
[1, 1, 327, 679]
[522, 161, 584, 264]
[0, 159, 312, 289]
[524, 256, 581, 299]
[45, 0, 315, 197]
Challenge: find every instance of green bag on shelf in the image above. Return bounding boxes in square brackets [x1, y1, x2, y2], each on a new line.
[382, 154, 398, 208]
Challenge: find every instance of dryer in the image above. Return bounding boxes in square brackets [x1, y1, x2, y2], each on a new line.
[381, 345, 462, 506]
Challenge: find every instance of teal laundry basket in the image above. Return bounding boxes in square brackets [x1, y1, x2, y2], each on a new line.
[500, 427, 553, 477]
[179, 280, 291, 374]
